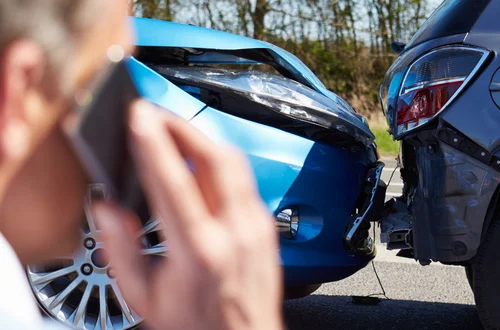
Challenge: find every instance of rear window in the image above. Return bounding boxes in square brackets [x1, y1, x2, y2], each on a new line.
[405, 0, 491, 49]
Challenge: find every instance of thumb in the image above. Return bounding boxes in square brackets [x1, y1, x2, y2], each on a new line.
[93, 202, 150, 316]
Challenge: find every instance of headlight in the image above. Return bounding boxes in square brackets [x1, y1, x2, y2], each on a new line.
[155, 66, 374, 147]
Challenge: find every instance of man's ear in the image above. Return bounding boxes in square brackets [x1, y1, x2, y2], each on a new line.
[0, 40, 46, 161]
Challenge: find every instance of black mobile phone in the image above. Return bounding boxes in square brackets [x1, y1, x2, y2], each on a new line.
[63, 60, 147, 219]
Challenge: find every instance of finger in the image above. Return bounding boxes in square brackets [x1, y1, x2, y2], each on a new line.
[166, 115, 260, 217]
[128, 100, 209, 243]
[93, 202, 150, 316]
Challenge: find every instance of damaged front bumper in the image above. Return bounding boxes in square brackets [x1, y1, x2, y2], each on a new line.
[344, 162, 387, 256]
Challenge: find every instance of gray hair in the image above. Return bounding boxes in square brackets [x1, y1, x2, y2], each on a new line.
[0, 0, 97, 95]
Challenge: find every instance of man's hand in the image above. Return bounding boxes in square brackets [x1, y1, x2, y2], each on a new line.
[93, 100, 283, 330]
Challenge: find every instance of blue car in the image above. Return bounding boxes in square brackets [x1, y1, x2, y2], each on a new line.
[28, 18, 385, 330]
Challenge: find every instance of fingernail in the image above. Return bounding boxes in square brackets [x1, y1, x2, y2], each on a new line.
[129, 99, 156, 136]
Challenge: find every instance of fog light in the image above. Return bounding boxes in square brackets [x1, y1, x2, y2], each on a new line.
[276, 208, 299, 239]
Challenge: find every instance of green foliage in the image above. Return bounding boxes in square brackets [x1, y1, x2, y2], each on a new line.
[372, 126, 400, 157]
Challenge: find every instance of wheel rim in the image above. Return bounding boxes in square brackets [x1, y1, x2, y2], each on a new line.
[27, 184, 167, 330]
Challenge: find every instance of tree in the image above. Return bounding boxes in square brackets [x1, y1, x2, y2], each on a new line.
[131, 0, 177, 21]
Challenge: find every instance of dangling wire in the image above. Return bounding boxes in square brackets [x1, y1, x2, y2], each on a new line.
[367, 164, 400, 300]
[387, 164, 399, 187]
[368, 224, 390, 300]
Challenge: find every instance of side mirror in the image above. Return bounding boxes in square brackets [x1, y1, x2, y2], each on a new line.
[391, 41, 406, 54]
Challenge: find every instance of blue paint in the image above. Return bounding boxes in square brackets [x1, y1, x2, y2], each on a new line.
[126, 58, 205, 120]
[190, 108, 373, 285]
[130, 17, 377, 286]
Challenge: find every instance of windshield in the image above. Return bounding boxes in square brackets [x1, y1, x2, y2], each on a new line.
[405, 0, 491, 50]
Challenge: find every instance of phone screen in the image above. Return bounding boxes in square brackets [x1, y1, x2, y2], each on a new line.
[63, 60, 147, 218]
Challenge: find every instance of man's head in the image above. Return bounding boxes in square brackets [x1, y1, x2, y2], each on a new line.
[0, 0, 133, 264]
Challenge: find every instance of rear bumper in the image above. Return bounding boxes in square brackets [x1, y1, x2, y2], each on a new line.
[391, 124, 500, 264]
[409, 140, 500, 263]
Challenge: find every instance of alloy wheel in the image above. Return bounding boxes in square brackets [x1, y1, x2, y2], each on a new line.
[27, 184, 167, 330]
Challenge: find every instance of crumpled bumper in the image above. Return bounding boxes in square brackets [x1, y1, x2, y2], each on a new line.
[409, 140, 500, 263]
[384, 123, 500, 265]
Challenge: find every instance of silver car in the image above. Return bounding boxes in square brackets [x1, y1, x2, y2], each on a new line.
[380, 0, 500, 328]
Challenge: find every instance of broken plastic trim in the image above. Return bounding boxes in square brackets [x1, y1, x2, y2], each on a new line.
[391, 124, 500, 263]
[155, 66, 374, 147]
[380, 198, 413, 250]
[345, 162, 386, 255]
[437, 124, 500, 169]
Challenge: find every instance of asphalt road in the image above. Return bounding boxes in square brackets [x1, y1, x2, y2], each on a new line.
[283, 159, 482, 330]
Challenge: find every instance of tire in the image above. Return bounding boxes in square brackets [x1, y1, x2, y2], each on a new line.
[284, 284, 321, 300]
[474, 218, 500, 329]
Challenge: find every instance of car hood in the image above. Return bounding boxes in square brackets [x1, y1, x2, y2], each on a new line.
[133, 18, 326, 94]
[131, 17, 374, 146]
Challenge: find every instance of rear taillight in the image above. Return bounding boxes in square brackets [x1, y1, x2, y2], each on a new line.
[395, 46, 489, 136]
